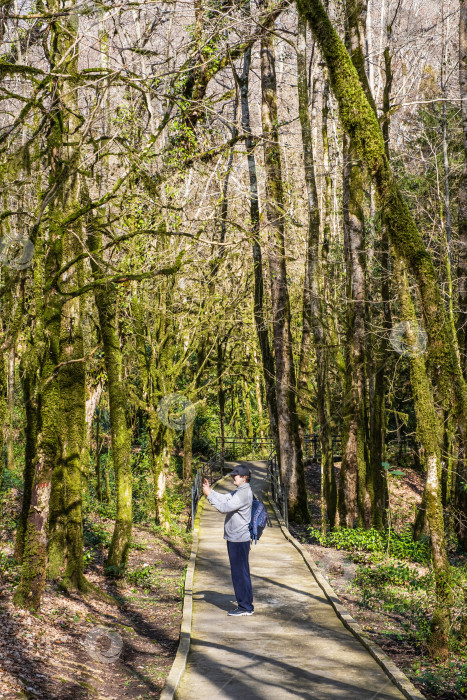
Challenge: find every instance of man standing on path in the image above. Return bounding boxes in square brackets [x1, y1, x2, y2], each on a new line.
[202, 465, 254, 616]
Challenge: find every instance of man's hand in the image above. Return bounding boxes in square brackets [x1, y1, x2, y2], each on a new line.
[202, 477, 211, 497]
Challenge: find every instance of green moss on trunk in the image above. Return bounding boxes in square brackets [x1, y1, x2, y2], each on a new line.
[238, 44, 279, 453]
[15, 352, 38, 563]
[260, 0, 309, 523]
[14, 288, 61, 610]
[299, 0, 467, 423]
[296, 11, 336, 527]
[394, 258, 451, 660]
[0, 352, 7, 490]
[89, 235, 132, 575]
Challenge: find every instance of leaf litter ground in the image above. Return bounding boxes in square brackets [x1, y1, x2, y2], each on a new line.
[0, 507, 190, 700]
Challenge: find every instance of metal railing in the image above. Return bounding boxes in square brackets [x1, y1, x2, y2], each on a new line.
[204, 450, 225, 484]
[303, 433, 342, 463]
[267, 448, 288, 530]
[386, 434, 419, 455]
[303, 432, 419, 464]
[215, 436, 274, 462]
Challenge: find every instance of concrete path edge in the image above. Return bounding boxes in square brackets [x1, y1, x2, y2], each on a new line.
[159, 498, 204, 700]
[267, 498, 426, 700]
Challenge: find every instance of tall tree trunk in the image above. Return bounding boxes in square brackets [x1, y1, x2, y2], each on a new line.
[296, 21, 316, 447]
[253, 349, 266, 440]
[260, 1, 309, 522]
[14, 0, 78, 609]
[132, 293, 173, 529]
[14, 351, 38, 563]
[95, 408, 102, 502]
[217, 340, 226, 453]
[459, 0, 467, 376]
[369, 35, 393, 532]
[340, 134, 369, 528]
[236, 47, 279, 452]
[438, 0, 457, 520]
[50, 239, 86, 591]
[6, 344, 15, 472]
[100, 289, 132, 573]
[243, 379, 253, 438]
[14, 295, 60, 609]
[89, 217, 133, 572]
[457, 0, 467, 546]
[84, 381, 103, 501]
[0, 354, 6, 489]
[394, 258, 452, 660]
[339, 0, 372, 528]
[183, 419, 195, 482]
[296, 11, 336, 527]
[151, 424, 172, 529]
[48, 102, 86, 590]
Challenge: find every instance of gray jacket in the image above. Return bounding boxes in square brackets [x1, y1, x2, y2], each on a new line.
[207, 482, 253, 542]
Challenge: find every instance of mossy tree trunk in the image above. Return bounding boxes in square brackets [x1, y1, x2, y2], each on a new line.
[339, 0, 373, 529]
[243, 379, 253, 438]
[150, 422, 172, 530]
[183, 418, 195, 482]
[47, 38, 87, 588]
[14, 351, 38, 563]
[296, 11, 336, 527]
[459, 1, 467, 375]
[14, 229, 43, 564]
[0, 353, 7, 487]
[296, 14, 316, 442]
[369, 35, 393, 532]
[90, 19, 132, 569]
[88, 212, 132, 573]
[14, 0, 79, 609]
[457, 0, 467, 547]
[95, 281, 132, 574]
[132, 292, 174, 530]
[5, 345, 15, 472]
[340, 132, 370, 528]
[95, 408, 102, 502]
[253, 350, 266, 440]
[394, 258, 452, 660]
[260, 0, 309, 523]
[14, 282, 61, 609]
[236, 46, 279, 453]
[48, 219, 86, 590]
[217, 340, 226, 455]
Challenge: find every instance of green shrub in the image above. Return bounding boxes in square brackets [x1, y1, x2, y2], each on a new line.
[308, 526, 431, 563]
[126, 562, 161, 587]
[455, 665, 467, 696]
[83, 519, 111, 548]
[0, 468, 23, 491]
[354, 561, 433, 590]
[0, 551, 20, 584]
[96, 501, 117, 520]
[83, 549, 96, 569]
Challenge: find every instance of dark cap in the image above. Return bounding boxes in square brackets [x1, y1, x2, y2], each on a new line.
[229, 465, 251, 477]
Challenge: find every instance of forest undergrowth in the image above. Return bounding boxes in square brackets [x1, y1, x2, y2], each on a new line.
[0, 456, 190, 700]
[291, 460, 467, 700]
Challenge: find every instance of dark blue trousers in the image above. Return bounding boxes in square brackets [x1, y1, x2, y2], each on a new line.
[227, 540, 254, 612]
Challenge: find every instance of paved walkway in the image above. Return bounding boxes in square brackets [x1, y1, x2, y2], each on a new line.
[175, 461, 408, 700]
